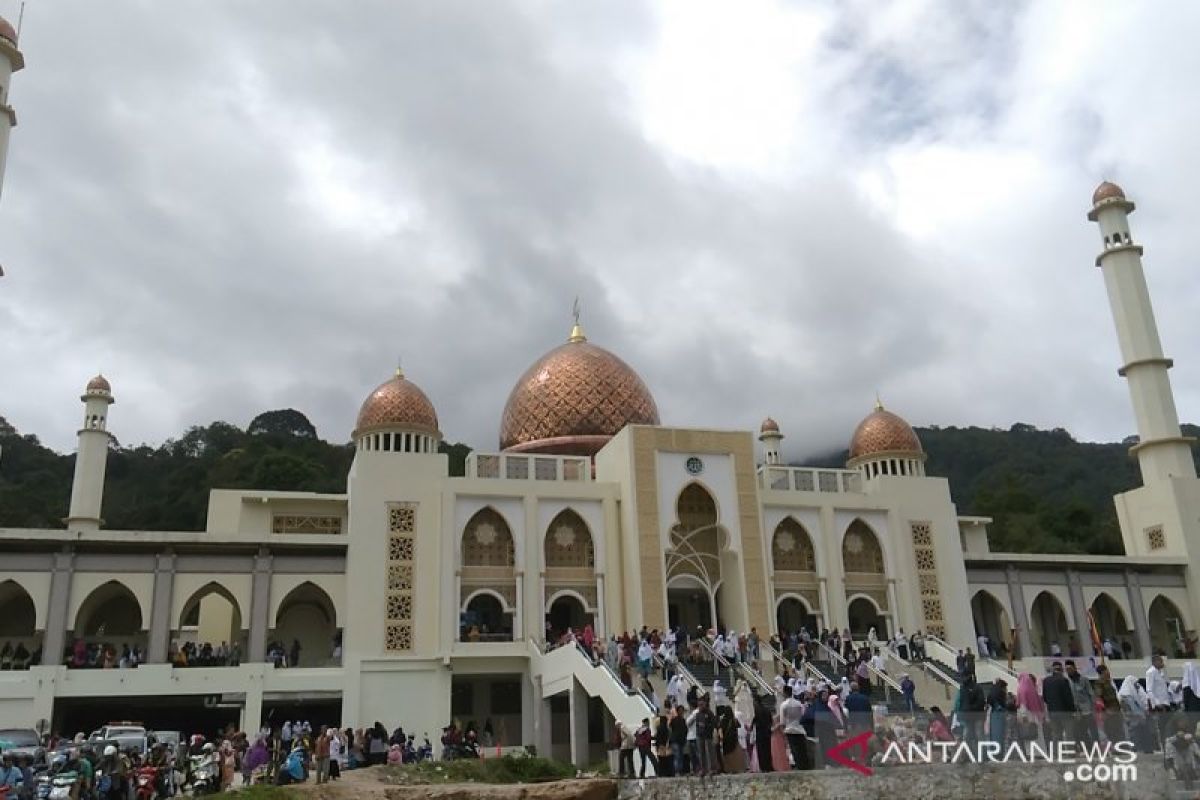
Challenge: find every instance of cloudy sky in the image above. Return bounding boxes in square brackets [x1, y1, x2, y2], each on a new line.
[2, 0, 1199, 459]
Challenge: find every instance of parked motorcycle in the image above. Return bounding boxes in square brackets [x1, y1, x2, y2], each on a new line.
[188, 755, 219, 796]
[134, 766, 158, 800]
[46, 772, 77, 800]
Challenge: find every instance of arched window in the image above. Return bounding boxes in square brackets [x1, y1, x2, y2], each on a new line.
[772, 518, 816, 572]
[462, 508, 515, 567]
[0, 580, 36, 638]
[273, 582, 338, 667]
[75, 581, 143, 636]
[1148, 595, 1188, 657]
[1030, 591, 1069, 656]
[842, 519, 884, 574]
[544, 509, 595, 569]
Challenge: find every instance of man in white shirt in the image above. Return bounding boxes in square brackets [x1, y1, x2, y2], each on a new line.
[870, 649, 888, 690]
[977, 634, 990, 658]
[1146, 654, 1171, 710]
[776, 686, 810, 770]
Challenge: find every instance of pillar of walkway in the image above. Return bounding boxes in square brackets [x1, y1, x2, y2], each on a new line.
[41, 550, 75, 665]
[1125, 569, 1153, 657]
[241, 664, 265, 732]
[1065, 569, 1089, 652]
[248, 549, 273, 663]
[568, 679, 589, 768]
[146, 552, 176, 663]
[1005, 565, 1030, 658]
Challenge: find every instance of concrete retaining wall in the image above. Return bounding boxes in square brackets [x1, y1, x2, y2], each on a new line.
[616, 759, 1170, 800]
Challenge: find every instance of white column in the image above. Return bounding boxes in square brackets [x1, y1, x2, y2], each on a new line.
[886, 579, 901, 638]
[66, 391, 115, 531]
[818, 578, 831, 632]
[0, 34, 24, 201]
[514, 573, 524, 640]
[595, 574, 606, 637]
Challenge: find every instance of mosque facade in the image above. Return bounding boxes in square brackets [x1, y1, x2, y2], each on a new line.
[1, 22, 1199, 762]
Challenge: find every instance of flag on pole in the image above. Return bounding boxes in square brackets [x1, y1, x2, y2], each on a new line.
[1086, 609, 1104, 664]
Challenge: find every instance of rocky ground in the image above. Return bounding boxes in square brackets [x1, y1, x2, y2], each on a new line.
[285, 766, 618, 800]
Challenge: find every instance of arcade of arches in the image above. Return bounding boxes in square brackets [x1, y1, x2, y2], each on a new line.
[971, 587, 1186, 658]
[271, 582, 339, 667]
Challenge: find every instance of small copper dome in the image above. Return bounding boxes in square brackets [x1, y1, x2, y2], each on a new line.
[354, 370, 439, 437]
[500, 326, 659, 457]
[86, 374, 111, 393]
[0, 16, 16, 45]
[760, 417, 780, 434]
[848, 403, 922, 461]
[1092, 181, 1126, 205]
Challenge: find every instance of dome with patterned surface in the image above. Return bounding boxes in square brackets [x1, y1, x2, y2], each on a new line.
[85, 374, 111, 393]
[847, 402, 923, 462]
[354, 369, 439, 437]
[1092, 181, 1125, 205]
[499, 324, 660, 457]
[0, 16, 16, 45]
[760, 417, 780, 434]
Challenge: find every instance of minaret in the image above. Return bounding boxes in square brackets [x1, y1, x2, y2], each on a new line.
[1089, 181, 1196, 484]
[759, 417, 783, 465]
[66, 375, 115, 531]
[0, 15, 24, 201]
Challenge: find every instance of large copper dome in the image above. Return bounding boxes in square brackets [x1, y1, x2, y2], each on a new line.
[848, 403, 923, 461]
[354, 370, 440, 437]
[499, 325, 660, 456]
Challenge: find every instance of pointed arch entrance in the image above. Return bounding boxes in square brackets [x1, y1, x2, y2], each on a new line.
[971, 590, 1011, 654]
[1030, 591, 1069, 656]
[665, 483, 726, 631]
[1148, 595, 1188, 657]
[0, 580, 38, 669]
[1090, 593, 1133, 658]
[272, 582, 338, 667]
[841, 519, 889, 637]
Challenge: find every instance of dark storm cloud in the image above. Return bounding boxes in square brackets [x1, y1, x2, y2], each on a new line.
[1, 1, 1198, 463]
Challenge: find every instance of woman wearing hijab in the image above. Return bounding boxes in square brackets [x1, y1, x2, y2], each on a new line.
[1118, 675, 1153, 753]
[986, 678, 1009, 744]
[582, 624, 595, 652]
[1016, 672, 1046, 744]
[752, 697, 773, 772]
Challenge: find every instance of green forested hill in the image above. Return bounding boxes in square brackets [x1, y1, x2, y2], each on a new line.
[0, 410, 470, 531]
[1, 410, 1196, 555]
[807, 423, 1200, 555]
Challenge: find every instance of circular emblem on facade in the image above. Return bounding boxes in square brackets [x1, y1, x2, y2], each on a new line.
[685, 456, 704, 475]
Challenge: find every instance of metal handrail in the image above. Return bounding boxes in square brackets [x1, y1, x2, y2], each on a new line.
[925, 632, 1019, 678]
[653, 650, 702, 695]
[815, 638, 848, 667]
[695, 637, 737, 685]
[582, 642, 657, 712]
[760, 640, 793, 676]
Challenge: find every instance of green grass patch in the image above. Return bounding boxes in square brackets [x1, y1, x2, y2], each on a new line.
[380, 755, 576, 785]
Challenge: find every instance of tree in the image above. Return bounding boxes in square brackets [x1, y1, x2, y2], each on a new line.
[248, 409, 318, 439]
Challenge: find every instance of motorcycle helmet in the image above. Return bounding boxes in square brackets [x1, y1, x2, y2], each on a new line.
[104, 746, 117, 757]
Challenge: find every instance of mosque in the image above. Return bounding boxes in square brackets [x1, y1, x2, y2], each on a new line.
[1, 21, 1199, 763]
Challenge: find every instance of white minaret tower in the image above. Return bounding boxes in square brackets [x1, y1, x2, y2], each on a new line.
[1089, 181, 1196, 485]
[0, 15, 24, 202]
[66, 374, 115, 532]
[758, 417, 783, 465]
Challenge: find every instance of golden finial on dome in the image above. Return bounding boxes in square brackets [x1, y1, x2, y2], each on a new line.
[395, 356, 404, 379]
[568, 296, 587, 343]
[875, 392, 884, 411]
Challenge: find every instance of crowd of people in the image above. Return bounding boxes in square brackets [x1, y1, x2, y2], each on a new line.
[0, 640, 38, 670]
[64, 640, 145, 669]
[169, 641, 242, 668]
